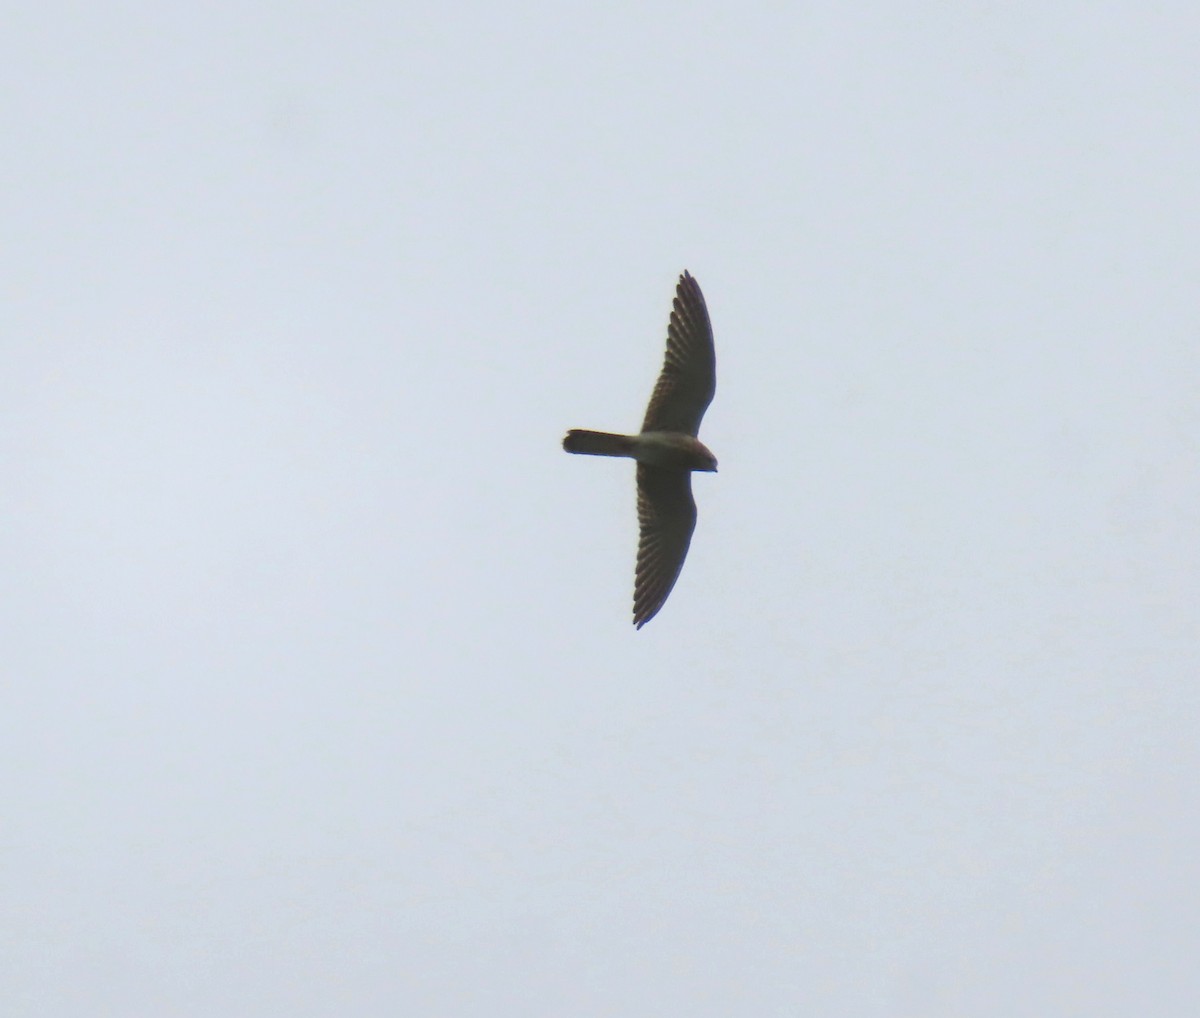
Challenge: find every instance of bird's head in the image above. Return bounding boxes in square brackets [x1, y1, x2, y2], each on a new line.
[694, 442, 718, 473]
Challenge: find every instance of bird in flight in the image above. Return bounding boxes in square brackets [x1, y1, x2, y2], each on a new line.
[563, 271, 717, 628]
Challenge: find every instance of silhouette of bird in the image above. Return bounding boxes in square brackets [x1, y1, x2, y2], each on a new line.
[563, 271, 717, 628]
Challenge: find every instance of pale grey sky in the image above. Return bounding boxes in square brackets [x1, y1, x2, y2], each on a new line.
[3, 3, 1198, 1015]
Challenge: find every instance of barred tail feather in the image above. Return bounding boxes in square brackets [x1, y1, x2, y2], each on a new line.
[563, 429, 637, 457]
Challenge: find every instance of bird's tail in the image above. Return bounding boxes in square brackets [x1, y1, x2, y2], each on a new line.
[562, 429, 637, 457]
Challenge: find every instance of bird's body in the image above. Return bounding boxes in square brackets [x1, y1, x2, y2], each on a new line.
[563, 429, 717, 471]
[563, 271, 717, 628]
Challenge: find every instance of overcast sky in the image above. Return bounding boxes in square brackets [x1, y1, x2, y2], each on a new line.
[3, 3, 1198, 1016]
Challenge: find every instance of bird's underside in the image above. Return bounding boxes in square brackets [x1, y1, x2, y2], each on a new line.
[563, 271, 717, 628]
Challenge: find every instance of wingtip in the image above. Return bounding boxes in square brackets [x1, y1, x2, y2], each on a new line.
[632, 607, 657, 629]
[677, 270, 703, 299]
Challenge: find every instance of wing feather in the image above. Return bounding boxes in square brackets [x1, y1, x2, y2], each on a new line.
[633, 465, 697, 628]
[641, 271, 716, 436]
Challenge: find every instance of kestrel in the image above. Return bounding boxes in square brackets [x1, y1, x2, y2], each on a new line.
[563, 270, 717, 628]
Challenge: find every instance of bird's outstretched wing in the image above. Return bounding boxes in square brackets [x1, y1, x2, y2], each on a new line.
[633, 465, 697, 628]
[641, 271, 716, 437]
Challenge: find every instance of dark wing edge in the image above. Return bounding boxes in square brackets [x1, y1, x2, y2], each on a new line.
[633, 465, 698, 628]
[640, 271, 716, 436]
